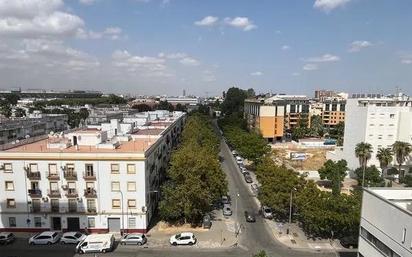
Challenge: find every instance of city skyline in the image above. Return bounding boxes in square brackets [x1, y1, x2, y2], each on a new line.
[0, 0, 412, 96]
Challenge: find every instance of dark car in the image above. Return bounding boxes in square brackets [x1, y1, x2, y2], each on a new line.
[244, 174, 253, 183]
[0, 232, 15, 245]
[221, 195, 231, 205]
[340, 236, 358, 249]
[244, 211, 256, 222]
[202, 214, 212, 229]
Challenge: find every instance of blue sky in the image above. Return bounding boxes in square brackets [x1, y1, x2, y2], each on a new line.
[0, 0, 411, 96]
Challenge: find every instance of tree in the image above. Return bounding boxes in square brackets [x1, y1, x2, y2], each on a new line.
[4, 93, 20, 105]
[252, 250, 268, 257]
[132, 104, 152, 112]
[392, 141, 412, 179]
[14, 108, 26, 117]
[310, 115, 324, 137]
[329, 122, 344, 146]
[318, 160, 348, 195]
[355, 142, 373, 187]
[376, 148, 393, 178]
[246, 88, 256, 97]
[0, 102, 11, 118]
[157, 101, 174, 111]
[221, 87, 247, 116]
[354, 166, 384, 187]
[175, 103, 186, 112]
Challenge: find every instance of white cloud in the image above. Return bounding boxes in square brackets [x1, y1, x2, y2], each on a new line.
[79, 0, 96, 5]
[179, 57, 200, 66]
[400, 54, 412, 65]
[77, 26, 124, 40]
[303, 64, 318, 71]
[281, 45, 291, 51]
[349, 40, 372, 52]
[0, 0, 84, 38]
[194, 16, 219, 27]
[305, 54, 340, 62]
[250, 71, 263, 76]
[313, 0, 351, 12]
[224, 17, 257, 31]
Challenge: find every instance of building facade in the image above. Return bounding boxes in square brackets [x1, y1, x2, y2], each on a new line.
[327, 94, 412, 171]
[359, 188, 412, 257]
[321, 99, 346, 127]
[244, 95, 309, 142]
[0, 111, 185, 234]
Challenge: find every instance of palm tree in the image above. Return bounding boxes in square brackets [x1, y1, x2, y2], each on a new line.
[392, 141, 412, 179]
[376, 148, 393, 178]
[355, 142, 373, 187]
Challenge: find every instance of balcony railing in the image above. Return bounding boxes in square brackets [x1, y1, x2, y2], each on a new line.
[47, 171, 60, 180]
[66, 189, 78, 198]
[51, 205, 60, 212]
[84, 188, 97, 198]
[28, 189, 42, 198]
[64, 171, 77, 180]
[31, 205, 41, 213]
[87, 207, 97, 214]
[68, 205, 78, 213]
[83, 172, 96, 180]
[48, 189, 61, 198]
[26, 171, 41, 180]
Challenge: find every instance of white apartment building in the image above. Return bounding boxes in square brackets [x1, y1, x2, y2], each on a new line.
[0, 111, 185, 234]
[327, 94, 412, 171]
[359, 188, 412, 257]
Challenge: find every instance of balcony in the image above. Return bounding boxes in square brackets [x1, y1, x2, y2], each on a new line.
[64, 171, 77, 180]
[65, 189, 78, 198]
[84, 188, 97, 198]
[83, 172, 96, 181]
[68, 205, 78, 213]
[48, 189, 61, 198]
[28, 189, 42, 198]
[47, 171, 60, 180]
[31, 205, 41, 213]
[26, 171, 41, 180]
[87, 207, 97, 214]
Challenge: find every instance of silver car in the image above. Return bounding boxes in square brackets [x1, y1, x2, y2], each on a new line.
[0, 232, 15, 245]
[120, 233, 147, 246]
[60, 232, 86, 244]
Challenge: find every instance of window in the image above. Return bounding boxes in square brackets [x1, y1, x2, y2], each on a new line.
[112, 199, 121, 208]
[30, 163, 38, 172]
[5, 181, 14, 191]
[127, 182, 136, 191]
[7, 199, 16, 208]
[390, 114, 395, 118]
[51, 199, 59, 212]
[360, 227, 401, 257]
[87, 217, 95, 228]
[128, 199, 136, 208]
[4, 163, 12, 173]
[87, 199, 96, 212]
[111, 164, 119, 174]
[50, 182, 58, 191]
[68, 182, 76, 189]
[111, 181, 120, 191]
[66, 163, 75, 172]
[86, 182, 94, 189]
[8, 217, 16, 227]
[128, 217, 136, 228]
[49, 164, 57, 174]
[34, 217, 42, 227]
[127, 164, 136, 174]
[85, 164, 94, 176]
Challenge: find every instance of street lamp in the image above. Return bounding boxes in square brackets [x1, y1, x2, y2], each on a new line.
[287, 188, 296, 235]
[235, 192, 240, 237]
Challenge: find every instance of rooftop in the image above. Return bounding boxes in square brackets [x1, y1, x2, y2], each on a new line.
[366, 188, 412, 215]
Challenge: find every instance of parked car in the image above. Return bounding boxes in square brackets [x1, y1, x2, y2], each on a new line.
[0, 232, 15, 245]
[243, 171, 250, 177]
[223, 205, 233, 216]
[169, 232, 197, 246]
[244, 211, 256, 222]
[236, 156, 243, 164]
[244, 174, 253, 183]
[240, 166, 247, 173]
[251, 184, 259, 194]
[60, 232, 86, 244]
[120, 233, 147, 245]
[29, 231, 61, 245]
[340, 236, 359, 249]
[261, 206, 273, 219]
[221, 195, 231, 205]
[203, 214, 212, 229]
[231, 150, 238, 156]
[76, 233, 114, 254]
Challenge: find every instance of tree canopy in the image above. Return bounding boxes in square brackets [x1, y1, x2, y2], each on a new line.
[221, 87, 247, 116]
[318, 160, 348, 195]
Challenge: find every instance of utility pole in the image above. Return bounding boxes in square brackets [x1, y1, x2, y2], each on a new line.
[235, 192, 240, 237]
[119, 190, 124, 236]
[287, 189, 293, 235]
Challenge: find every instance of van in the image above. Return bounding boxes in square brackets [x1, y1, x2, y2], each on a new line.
[76, 233, 114, 254]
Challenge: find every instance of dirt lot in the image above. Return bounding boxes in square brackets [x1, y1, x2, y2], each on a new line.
[272, 148, 328, 171]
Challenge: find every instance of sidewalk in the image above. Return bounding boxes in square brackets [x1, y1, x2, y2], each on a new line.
[146, 210, 238, 249]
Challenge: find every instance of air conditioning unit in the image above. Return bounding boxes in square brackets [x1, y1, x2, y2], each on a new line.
[61, 185, 68, 190]
[42, 197, 49, 202]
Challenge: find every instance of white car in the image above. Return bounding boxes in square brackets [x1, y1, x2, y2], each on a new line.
[60, 232, 86, 244]
[76, 233, 114, 254]
[120, 233, 147, 245]
[231, 150, 238, 156]
[262, 206, 274, 219]
[235, 156, 243, 164]
[169, 232, 197, 246]
[29, 231, 61, 245]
